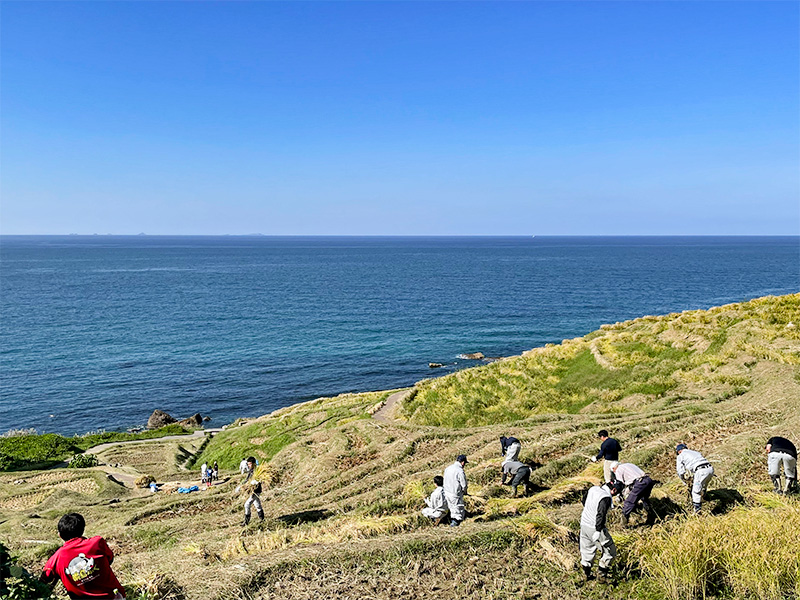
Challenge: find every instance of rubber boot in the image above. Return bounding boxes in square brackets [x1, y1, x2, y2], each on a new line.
[693, 502, 702, 514]
[243, 513, 250, 526]
[785, 478, 796, 495]
[257, 510, 265, 522]
[582, 565, 594, 581]
[598, 567, 611, 584]
[771, 475, 783, 494]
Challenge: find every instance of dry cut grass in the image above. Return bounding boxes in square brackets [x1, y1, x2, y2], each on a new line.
[630, 495, 800, 600]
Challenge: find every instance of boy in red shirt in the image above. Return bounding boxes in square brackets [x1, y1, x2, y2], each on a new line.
[41, 513, 125, 599]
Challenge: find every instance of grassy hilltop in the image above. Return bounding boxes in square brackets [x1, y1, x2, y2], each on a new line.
[1, 294, 799, 600]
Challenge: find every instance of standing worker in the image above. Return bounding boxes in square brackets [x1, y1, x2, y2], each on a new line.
[241, 456, 264, 525]
[591, 430, 622, 483]
[675, 444, 714, 513]
[501, 459, 532, 497]
[443, 455, 469, 527]
[766, 436, 797, 494]
[500, 436, 521, 464]
[611, 462, 655, 526]
[579, 480, 622, 584]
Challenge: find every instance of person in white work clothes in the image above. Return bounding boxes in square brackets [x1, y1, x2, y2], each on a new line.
[675, 443, 714, 513]
[421, 475, 448, 524]
[579, 479, 623, 584]
[443, 455, 468, 527]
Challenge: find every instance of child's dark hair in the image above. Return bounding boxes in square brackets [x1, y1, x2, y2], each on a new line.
[246, 456, 256, 465]
[433, 475, 444, 486]
[598, 430, 609, 438]
[58, 513, 86, 541]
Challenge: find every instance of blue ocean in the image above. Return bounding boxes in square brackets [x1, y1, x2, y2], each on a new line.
[1, 236, 797, 435]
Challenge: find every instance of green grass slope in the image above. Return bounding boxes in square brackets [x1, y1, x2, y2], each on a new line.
[402, 294, 800, 426]
[1, 295, 799, 600]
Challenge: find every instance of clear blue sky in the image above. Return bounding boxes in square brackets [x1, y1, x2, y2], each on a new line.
[1, 1, 798, 235]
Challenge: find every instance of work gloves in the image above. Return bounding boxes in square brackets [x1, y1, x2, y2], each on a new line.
[591, 530, 602, 543]
[591, 457, 598, 463]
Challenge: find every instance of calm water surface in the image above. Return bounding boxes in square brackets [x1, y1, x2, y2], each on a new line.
[1, 236, 797, 434]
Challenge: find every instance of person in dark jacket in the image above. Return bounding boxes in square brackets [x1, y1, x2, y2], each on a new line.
[579, 480, 622, 584]
[766, 436, 797, 494]
[500, 436, 521, 464]
[591, 430, 622, 483]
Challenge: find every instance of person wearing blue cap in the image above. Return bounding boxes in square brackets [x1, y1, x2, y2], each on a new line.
[675, 444, 714, 513]
[443, 455, 468, 527]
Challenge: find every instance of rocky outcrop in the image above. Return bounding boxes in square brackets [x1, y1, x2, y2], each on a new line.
[429, 362, 444, 368]
[147, 410, 206, 429]
[179, 413, 204, 427]
[147, 409, 177, 429]
[461, 352, 485, 360]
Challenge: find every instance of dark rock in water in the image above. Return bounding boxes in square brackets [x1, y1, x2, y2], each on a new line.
[203, 416, 211, 422]
[462, 352, 485, 360]
[147, 409, 176, 429]
[429, 362, 444, 368]
[179, 413, 203, 427]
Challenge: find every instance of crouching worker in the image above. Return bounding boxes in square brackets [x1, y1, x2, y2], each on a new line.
[611, 462, 655, 526]
[501, 460, 532, 497]
[41, 513, 125, 599]
[443, 454, 468, 527]
[421, 475, 448, 524]
[242, 456, 264, 525]
[675, 444, 714, 514]
[579, 480, 621, 584]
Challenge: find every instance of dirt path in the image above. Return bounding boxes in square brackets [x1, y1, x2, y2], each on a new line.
[83, 428, 224, 455]
[373, 389, 412, 422]
[589, 340, 616, 370]
[74, 428, 223, 488]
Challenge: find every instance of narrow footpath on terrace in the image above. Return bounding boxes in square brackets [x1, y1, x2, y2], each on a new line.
[372, 389, 413, 423]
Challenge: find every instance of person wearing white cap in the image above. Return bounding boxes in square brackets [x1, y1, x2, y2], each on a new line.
[675, 444, 714, 513]
[443, 455, 468, 527]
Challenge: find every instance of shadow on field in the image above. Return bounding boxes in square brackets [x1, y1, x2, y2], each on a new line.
[277, 509, 332, 525]
[706, 488, 745, 515]
[649, 496, 686, 520]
